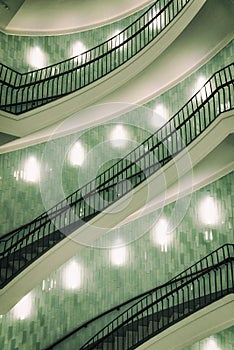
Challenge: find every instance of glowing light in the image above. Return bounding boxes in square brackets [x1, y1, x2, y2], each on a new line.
[71, 41, 87, 64]
[151, 218, 172, 251]
[111, 240, 128, 266]
[149, 7, 165, 31]
[63, 260, 82, 290]
[42, 280, 45, 291]
[23, 156, 40, 182]
[110, 30, 124, 49]
[69, 141, 85, 166]
[194, 76, 211, 101]
[204, 229, 213, 241]
[27, 46, 46, 69]
[13, 170, 19, 181]
[14, 156, 40, 183]
[42, 278, 56, 291]
[51, 66, 59, 75]
[220, 101, 230, 112]
[151, 104, 169, 128]
[12, 293, 33, 320]
[198, 194, 219, 226]
[203, 337, 221, 350]
[109, 124, 129, 148]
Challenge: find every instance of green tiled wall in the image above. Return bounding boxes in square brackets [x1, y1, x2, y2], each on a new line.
[0, 34, 233, 350]
[0, 6, 147, 73]
[0, 40, 233, 235]
[0, 172, 233, 349]
[184, 327, 234, 350]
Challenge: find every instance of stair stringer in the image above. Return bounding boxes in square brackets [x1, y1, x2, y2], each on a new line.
[136, 294, 234, 350]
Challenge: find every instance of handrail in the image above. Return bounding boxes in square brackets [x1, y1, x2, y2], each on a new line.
[80, 245, 234, 349]
[1, 63, 233, 243]
[0, 0, 173, 87]
[0, 62, 232, 242]
[0, 0, 191, 114]
[0, 62, 233, 242]
[0, 63, 233, 288]
[43, 244, 233, 349]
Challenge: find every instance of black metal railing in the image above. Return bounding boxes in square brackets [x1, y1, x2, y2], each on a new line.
[43, 244, 233, 349]
[0, 0, 190, 114]
[0, 63, 233, 288]
[80, 244, 234, 350]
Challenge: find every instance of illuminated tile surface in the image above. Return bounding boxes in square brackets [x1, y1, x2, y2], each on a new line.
[0, 28, 233, 350]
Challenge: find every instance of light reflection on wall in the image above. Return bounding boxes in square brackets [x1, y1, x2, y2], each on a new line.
[109, 124, 129, 148]
[198, 194, 220, 226]
[151, 218, 172, 252]
[151, 103, 169, 128]
[62, 260, 83, 290]
[194, 75, 211, 101]
[71, 41, 87, 64]
[220, 101, 230, 112]
[12, 292, 33, 320]
[149, 7, 165, 31]
[13, 156, 40, 183]
[42, 278, 56, 292]
[27, 46, 47, 69]
[110, 240, 128, 266]
[69, 141, 85, 166]
[203, 336, 222, 350]
[110, 30, 124, 49]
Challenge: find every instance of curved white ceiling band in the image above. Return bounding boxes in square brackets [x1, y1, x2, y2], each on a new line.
[1, 0, 153, 35]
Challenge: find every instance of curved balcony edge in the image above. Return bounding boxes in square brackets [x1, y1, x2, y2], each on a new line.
[1, 0, 153, 36]
[0, 109, 233, 315]
[136, 294, 234, 350]
[0, 0, 207, 140]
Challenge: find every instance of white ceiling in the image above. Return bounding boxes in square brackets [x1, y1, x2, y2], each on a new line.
[0, 0, 152, 35]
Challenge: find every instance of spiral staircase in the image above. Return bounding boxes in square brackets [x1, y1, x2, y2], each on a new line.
[42, 244, 234, 349]
[0, 3, 233, 348]
[0, 61, 233, 311]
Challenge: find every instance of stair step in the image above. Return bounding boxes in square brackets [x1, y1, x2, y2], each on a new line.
[7, 260, 27, 272]
[37, 234, 63, 247]
[97, 343, 113, 350]
[138, 324, 148, 339]
[114, 335, 125, 350]
[20, 251, 39, 261]
[0, 267, 13, 280]
[148, 319, 160, 334]
[126, 322, 140, 332]
[158, 315, 168, 329]
[97, 335, 115, 349]
[6, 250, 28, 262]
[138, 316, 150, 327]
[125, 330, 139, 347]
[0, 275, 5, 284]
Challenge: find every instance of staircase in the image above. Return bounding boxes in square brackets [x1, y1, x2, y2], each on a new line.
[43, 244, 234, 349]
[0, 0, 191, 114]
[0, 63, 233, 289]
[80, 245, 234, 350]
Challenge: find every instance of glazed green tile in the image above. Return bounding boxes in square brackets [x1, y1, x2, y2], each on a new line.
[183, 326, 234, 350]
[0, 40, 233, 350]
[0, 5, 147, 73]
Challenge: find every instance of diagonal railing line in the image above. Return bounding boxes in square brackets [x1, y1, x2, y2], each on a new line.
[0, 0, 181, 85]
[0, 156, 166, 255]
[0, 63, 233, 252]
[44, 244, 233, 349]
[95, 262, 232, 348]
[0, 63, 233, 245]
[0, 0, 174, 89]
[80, 248, 233, 349]
[0, 0, 191, 113]
[0, 64, 233, 287]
